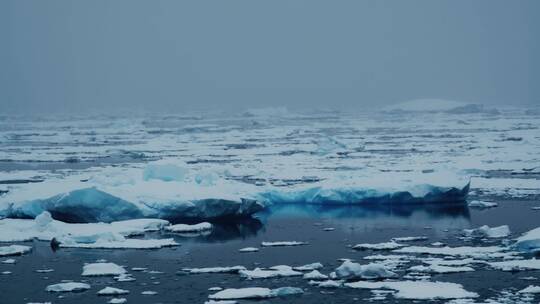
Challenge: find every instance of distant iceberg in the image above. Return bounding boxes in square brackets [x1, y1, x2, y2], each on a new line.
[382, 99, 499, 115]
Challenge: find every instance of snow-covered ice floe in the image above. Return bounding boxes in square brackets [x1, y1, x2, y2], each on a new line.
[0, 245, 31, 256]
[0, 160, 472, 223]
[165, 222, 212, 233]
[467, 200, 498, 208]
[0, 212, 178, 249]
[333, 260, 397, 280]
[97, 287, 130, 295]
[463, 225, 510, 239]
[82, 262, 126, 276]
[488, 259, 540, 271]
[46, 282, 91, 292]
[261, 241, 308, 247]
[345, 280, 478, 300]
[239, 265, 303, 280]
[393, 245, 506, 258]
[208, 287, 303, 300]
[183, 266, 247, 274]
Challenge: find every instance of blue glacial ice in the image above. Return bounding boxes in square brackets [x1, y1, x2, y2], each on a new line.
[0, 161, 471, 223]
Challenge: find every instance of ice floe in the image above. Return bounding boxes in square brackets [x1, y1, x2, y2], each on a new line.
[238, 247, 259, 253]
[394, 245, 505, 258]
[391, 236, 428, 242]
[333, 260, 397, 280]
[0, 244, 31, 256]
[208, 286, 303, 300]
[488, 259, 540, 271]
[345, 280, 478, 299]
[82, 262, 127, 276]
[239, 265, 303, 279]
[293, 262, 323, 271]
[408, 264, 474, 274]
[97, 287, 130, 295]
[165, 222, 212, 233]
[463, 225, 510, 238]
[303, 270, 328, 280]
[353, 241, 404, 250]
[467, 200, 498, 208]
[183, 266, 246, 274]
[518, 285, 540, 294]
[108, 298, 127, 304]
[46, 282, 91, 292]
[261, 241, 307, 247]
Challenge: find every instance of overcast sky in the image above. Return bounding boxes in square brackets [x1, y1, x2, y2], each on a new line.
[1, 0, 538, 114]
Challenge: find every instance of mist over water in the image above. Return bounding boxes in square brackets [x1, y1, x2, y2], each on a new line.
[1, 0, 539, 115]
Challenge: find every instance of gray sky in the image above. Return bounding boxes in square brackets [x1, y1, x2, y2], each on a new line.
[1, 0, 538, 114]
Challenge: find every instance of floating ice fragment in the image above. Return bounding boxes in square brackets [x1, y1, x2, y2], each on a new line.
[353, 241, 404, 251]
[208, 286, 303, 300]
[183, 266, 246, 274]
[1, 258, 16, 264]
[46, 282, 91, 292]
[463, 225, 510, 238]
[394, 245, 505, 257]
[468, 200, 498, 208]
[239, 265, 303, 279]
[143, 162, 188, 182]
[303, 270, 328, 280]
[261, 241, 307, 247]
[293, 262, 323, 271]
[518, 285, 540, 293]
[514, 227, 540, 253]
[391, 236, 428, 242]
[82, 262, 126, 276]
[0, 245, 31, 256]
[97, 287, 129, 295]
[141, 291, 157, 295]
[345, 280, 478, 300]
[238, 247, 259, 253]
[108, 298, 127, 304]
[334, 260, 397, 280]
[408, 264, 474, 274]
[488, 259, 540, 271]
[165, 222, 212, 233]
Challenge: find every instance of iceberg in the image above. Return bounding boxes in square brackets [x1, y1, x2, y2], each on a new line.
[256, 183, 470, 206]
[0, 162, 471, 223]
[514, 227, 540, 253]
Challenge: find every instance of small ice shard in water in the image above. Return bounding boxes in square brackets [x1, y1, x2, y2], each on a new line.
[311, 280, 343, 288]
[261, 241, 307, 247]
[463, 225, 510, 238]
[141, 291, 158, 295]
[82, 262, 127, 276]
[334, 260, 397, 280]
[1, 258, 16, 264]
[97, 287, 130, 295]
[208, 287, 303, 300]
[514, 227, 540, 253]
[353, 241, 404, 251]
[165, 222, 212, 233]
[0, 245, 32, 257]
[468, 200, 498, 208]
[46, 282, 91, 292]
[108, 298, 127, 304]
[208, 287, 223, 291]
[238, 247, 259, 253]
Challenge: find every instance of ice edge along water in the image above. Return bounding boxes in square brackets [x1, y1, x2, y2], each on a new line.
[0, 162, 471, 223]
